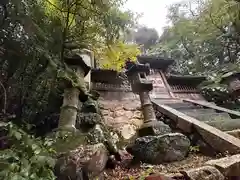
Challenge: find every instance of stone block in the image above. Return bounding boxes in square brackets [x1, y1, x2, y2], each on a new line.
[133, 110, 142, 119]
[205, 154, 240, 177]
[101, 110, 110, 116]
[119, 124, 137, 140]
[181, 166, 224, 180]
[131, 118, 143, 128]
[114, 109, 126, 117]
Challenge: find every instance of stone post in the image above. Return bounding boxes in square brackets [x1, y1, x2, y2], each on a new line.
[126, 61, 158, 136]
[58, 49, 91, 131]
[139, 91, 157, 123]
[59, 88, 80, 130]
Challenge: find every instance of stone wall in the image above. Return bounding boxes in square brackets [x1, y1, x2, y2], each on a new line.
[98, 91, 143, 141]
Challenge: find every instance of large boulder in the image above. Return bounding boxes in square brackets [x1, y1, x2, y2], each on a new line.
[53, 95, 121, 179]
[55, 143, 109, 180]
[126, 133, 190, 164]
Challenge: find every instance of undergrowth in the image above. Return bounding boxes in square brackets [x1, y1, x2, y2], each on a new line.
[0, 123, 56, 180]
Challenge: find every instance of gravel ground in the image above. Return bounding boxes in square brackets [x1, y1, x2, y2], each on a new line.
[104, 153, 214, 180]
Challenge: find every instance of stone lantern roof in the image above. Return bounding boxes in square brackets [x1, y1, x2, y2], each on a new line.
[220, 72, 240, 95]
[221, 72, 240, 83]
[137, 55, 175, 71]
[64, 54, 91, 77]
[167, 75, 207, 86]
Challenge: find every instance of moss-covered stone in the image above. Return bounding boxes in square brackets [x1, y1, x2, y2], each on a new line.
[76, 96, 119, 156]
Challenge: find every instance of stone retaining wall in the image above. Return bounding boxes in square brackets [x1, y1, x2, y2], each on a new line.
[98, 91, 143, 140]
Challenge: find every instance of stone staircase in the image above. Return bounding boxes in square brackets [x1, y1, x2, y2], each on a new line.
[161, 100, 240, 134]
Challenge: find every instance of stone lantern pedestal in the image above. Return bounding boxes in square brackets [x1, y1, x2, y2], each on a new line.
[126, 61, 160, 137]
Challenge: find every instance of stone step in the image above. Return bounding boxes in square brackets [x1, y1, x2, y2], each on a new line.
[165, 102, 201, 110]
[181, 108, 216, 115]
[153, 99, 182, 104]
[188, 112, 232, 122]
[206, 119, 240, 131]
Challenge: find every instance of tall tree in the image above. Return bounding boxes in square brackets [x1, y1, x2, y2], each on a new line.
[125, 26, 159, 51]
[149, 0, 240, 108]
[0, 0, 138, 134]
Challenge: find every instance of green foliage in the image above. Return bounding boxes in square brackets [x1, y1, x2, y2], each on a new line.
[189, 146, 200, 153]
[0, 0, 137, 135]
[0, 123, 56, 180]
[150, 0, 240, 76]
[97, 40, 141, 71]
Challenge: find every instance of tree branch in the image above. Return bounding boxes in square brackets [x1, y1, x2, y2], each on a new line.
[0, 80, 7, 115]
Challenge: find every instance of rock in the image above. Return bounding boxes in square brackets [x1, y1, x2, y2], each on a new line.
[114, 105, 123, 111]
[131, 118, 143, 128]
[110, 132, 119, 144]
[102, 110, 110, 116]
[167, 173, 185, 179]
[123, 101, 140, 111]
[119, 124, 137, 140]
[205, 154, 240, 176]
[104, 116, 115, 125]
[55, 143, 109, 180]
[114, 109, 125, 117]
[133, 110, 142, 119]
[181, 166, 224, 180]
[126, 133, 190, 164]
[105, 116, 127, 128]
[76, 113, 101, 131]
[152, 121, 172, 135]
[125, 111, 134, 119]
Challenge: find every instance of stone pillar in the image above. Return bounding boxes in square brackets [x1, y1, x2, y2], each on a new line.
[59, 88, 80, 130]
[139, 92, 157, 123]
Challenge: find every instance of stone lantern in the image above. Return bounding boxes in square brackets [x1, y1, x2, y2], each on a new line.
[58, 49, 91, 131]
[221, 72, 240, 97]
[125, 60, 159, 137]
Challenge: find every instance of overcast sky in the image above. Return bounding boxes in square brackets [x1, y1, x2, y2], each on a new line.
[124, 0, 182, 35]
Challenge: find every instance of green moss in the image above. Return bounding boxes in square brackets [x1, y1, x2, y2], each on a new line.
[46, 130, 89, 154]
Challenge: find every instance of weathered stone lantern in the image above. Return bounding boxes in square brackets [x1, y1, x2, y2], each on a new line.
[221, 72, 240, 97]
[125, 60, 159, 137]
[58, 49, 91, 131]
